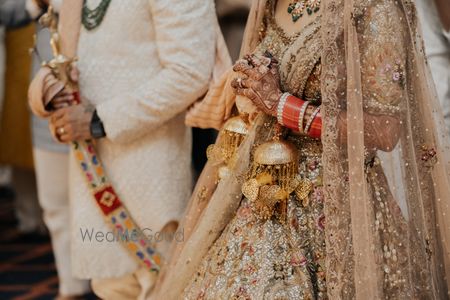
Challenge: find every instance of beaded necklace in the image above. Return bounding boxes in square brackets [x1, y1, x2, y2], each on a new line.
[82, 0, 112, 30]
[287, 0, 321, 22]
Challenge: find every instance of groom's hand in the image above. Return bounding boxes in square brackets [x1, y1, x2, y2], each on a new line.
[50, 103, 95, 143]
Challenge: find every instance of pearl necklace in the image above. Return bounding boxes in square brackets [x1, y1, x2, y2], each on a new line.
[287, 0, 321, 22]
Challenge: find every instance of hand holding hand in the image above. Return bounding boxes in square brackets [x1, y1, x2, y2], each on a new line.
[231, 53, 283, 117]
[43, 65, 79, 110]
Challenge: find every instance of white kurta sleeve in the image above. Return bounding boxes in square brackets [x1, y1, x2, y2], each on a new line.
[95, 0, 217, 144]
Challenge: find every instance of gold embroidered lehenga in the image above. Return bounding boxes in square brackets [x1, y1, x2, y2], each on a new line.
[186, 5, 328, 299]
[153, 0, 450, 299]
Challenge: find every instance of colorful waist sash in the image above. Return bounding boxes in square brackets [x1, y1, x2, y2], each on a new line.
[73, 139, 162, 272]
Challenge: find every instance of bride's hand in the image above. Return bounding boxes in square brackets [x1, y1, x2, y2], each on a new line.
[231, 54, 282, 117]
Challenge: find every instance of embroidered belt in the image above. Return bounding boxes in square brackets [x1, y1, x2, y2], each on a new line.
[73, 139, 162, 272]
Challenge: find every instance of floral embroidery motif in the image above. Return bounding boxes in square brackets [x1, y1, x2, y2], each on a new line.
[420, 145, 438, 168]
[384, 61, 405, 87]
[363, 46, 405, 115]
[359, 3, 408, 117]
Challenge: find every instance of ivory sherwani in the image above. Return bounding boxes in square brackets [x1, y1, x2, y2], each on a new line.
[29, 0, 223, 279]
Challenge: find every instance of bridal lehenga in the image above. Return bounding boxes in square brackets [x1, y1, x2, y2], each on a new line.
[154, 0, 450, 299]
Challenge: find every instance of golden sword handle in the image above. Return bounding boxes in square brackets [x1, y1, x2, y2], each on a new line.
[39, 6, 80, 106]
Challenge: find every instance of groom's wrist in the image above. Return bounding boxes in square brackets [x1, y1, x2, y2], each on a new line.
[90, 110, 106, 139]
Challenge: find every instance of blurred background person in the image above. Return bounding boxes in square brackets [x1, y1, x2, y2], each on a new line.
[0, 0, 44, 238]
[0, 0, 90, 299]
[0, 0, 33, 27]
[416, 0, 450, 135]
[0, 24, 13, 202]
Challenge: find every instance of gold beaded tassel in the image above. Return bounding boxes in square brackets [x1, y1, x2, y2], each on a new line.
[250, 161, 297, 192]
[243, 130, 299, 222]
[207, 116, 249, 179]
[222, 129, 246, 161]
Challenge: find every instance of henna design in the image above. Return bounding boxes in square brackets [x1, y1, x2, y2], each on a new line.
[232, 53, 283, 116]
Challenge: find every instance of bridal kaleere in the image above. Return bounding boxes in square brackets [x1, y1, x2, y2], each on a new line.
[154, 0, 450, 299]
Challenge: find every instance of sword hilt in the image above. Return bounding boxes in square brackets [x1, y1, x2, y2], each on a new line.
[39, 5, 80, 108]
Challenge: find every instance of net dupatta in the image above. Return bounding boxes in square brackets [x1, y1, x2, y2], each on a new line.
[153, 0, 450, 298]
[322, 0, 450, 298]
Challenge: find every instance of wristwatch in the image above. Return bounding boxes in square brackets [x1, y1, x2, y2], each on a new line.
[90, 110, 106, 139]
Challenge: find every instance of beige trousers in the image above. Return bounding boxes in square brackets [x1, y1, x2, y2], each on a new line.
[33, 148, 90, 296]
[91, 267, 157, 300]
[91, 222, 176, 299]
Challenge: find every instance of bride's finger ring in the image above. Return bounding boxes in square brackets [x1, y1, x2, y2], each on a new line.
[57, 127, 65, 135]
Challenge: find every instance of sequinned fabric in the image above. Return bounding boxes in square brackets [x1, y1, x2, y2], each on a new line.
[184, 2, 328, 298]
[153, 0, 450, 298]
[183, 0, 449, 298]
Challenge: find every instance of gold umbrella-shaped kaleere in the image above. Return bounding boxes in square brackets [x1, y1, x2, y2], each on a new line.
[242, 126, 314, 222]
[207, 115, 249, 180]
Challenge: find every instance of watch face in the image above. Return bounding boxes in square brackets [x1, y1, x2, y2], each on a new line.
[91, 121, 106, 138]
